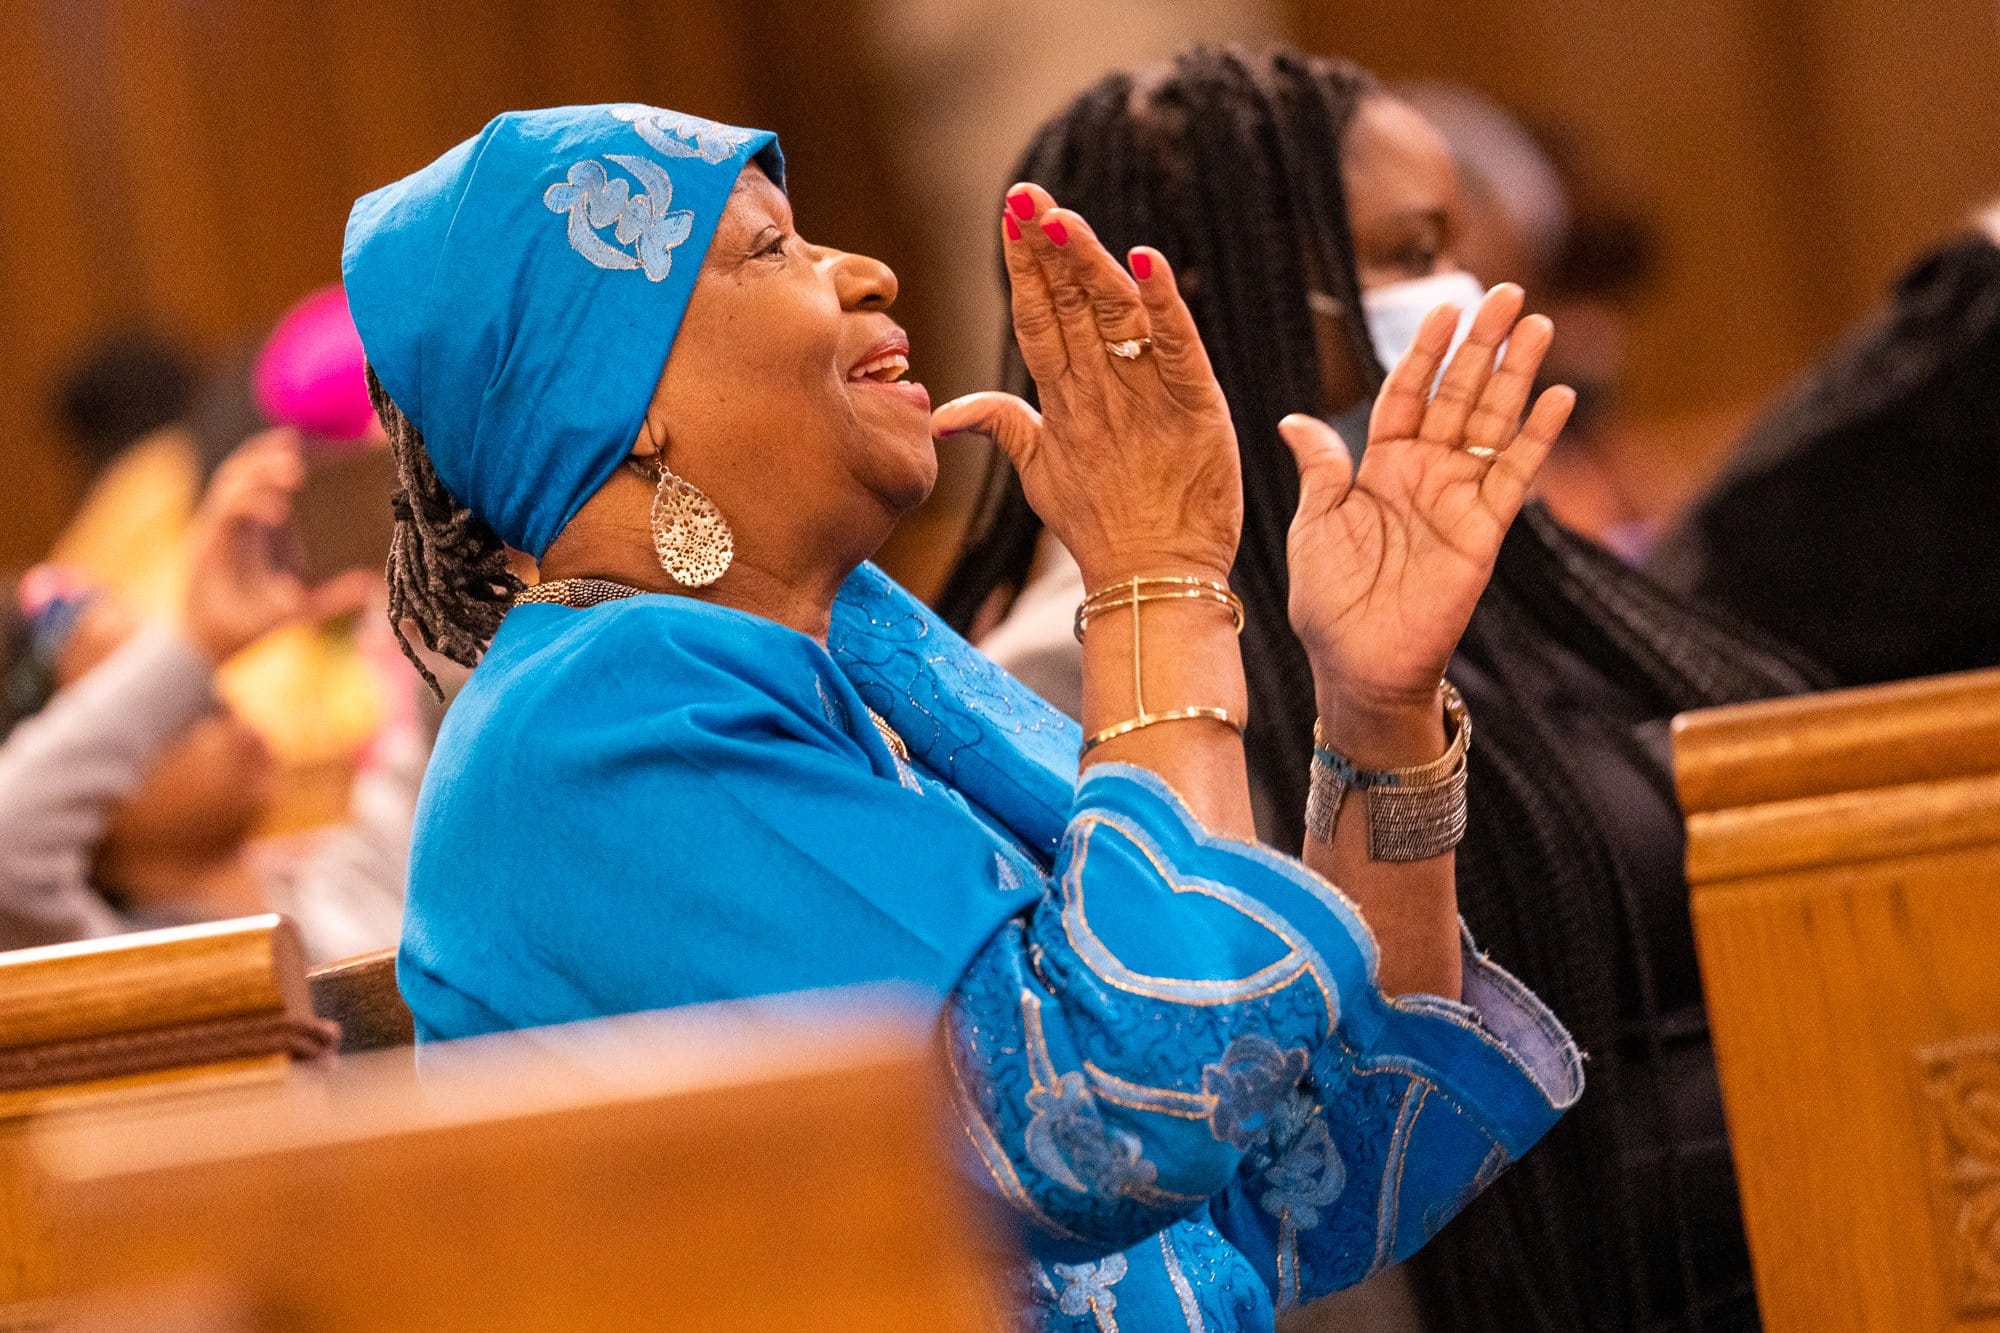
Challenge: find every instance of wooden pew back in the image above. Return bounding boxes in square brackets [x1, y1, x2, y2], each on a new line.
[1674, 667, 2000, 1332]
[0, 916, 329, 1321]
[35, 998, 1009, 1332]
[305, 948, 412, 1055]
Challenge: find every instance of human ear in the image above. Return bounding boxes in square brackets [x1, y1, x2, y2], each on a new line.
[628, 411, 669, 468]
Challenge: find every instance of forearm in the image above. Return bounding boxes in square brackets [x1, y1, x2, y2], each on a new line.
[1299, 682, 1461, 1000]
[1077, 565, 1255, 841]
[0, 628, 216, 848]
[0, 627, 217, 946]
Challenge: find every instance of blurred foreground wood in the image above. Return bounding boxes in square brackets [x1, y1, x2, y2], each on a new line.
[0, 916, 330, 1325]
[34, 997, 1009, 1332]
[1675, 667, 2000, 1333]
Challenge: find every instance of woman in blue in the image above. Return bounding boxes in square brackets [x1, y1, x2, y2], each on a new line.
[343, 103, 1583, 1330]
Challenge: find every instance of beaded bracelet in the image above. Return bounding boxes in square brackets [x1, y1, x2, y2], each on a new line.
[1076, 575, 1247, 756]
[1305, 681, 1471, 861]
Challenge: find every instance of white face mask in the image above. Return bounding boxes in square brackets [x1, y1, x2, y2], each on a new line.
[1360, 269, 1488, 376]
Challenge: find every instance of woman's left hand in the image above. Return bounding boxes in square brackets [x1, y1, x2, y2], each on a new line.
[1282, 283, 1574, 739]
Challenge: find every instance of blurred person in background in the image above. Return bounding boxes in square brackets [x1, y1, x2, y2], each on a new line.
[49, 287, 416, 839]
[52, 329, 200, 484]
[1399, 83, 1664, 559]
[1649, 202, 2000, 686]
[0, 430, 413, 963]
[1410, 86, 2000, 681]
[942, 46, 1822, 1333]
[46, 330, 208, 620]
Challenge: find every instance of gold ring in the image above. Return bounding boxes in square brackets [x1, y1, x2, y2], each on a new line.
[1105, 337, 1152, 360]
[1463, 445, 1500, 461]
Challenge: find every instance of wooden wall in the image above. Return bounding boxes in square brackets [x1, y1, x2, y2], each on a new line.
[0, 0, 922, 569]
[1289, 0, 2000, 430]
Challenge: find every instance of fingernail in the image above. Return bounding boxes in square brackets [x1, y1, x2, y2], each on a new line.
[1007, 191, 1034, 221]
[1130, 250, 1152, 280]
[1042, 218, 1069, 247]
[1003, 213, 1021, 242]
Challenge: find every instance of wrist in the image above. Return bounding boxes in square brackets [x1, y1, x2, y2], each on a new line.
[1312, 680, 1449, 770]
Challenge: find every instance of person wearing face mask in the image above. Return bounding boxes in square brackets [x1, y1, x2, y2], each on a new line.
[944, 46, 1821, 1333]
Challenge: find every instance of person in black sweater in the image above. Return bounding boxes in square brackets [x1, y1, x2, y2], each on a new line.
[1649, 210, 2000, 687]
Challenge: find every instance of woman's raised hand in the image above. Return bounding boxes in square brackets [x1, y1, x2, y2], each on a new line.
[1281, 284, 1575, 730]
[932, 185, 1243, 586]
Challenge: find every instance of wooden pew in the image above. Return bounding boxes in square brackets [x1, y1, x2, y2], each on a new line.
[32, 998, 1011, 1331]
[1673, 666, 2000, 1333]
[305, 948, 413, 1054]
[0, 915, 331, 1326]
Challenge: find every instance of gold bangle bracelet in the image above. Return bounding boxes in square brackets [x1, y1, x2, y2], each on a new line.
[1082, 706, 1246, 755]
[1074, 575, 1245, 641]
[1077, 573, 1239, 612]
[1074, 586, 1244, 640]
[1076, 574, 1248, 758]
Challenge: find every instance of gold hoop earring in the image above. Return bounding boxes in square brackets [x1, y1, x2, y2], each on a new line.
[649, 460, 734, 587]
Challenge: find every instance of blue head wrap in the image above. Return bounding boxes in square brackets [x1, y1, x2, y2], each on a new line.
[341, 104, 784, 557]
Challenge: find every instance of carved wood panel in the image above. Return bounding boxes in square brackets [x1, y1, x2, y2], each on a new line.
[1917, 1034, 2000, 1319]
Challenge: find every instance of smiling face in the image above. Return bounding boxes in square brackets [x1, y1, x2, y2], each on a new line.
[639, 165, 936, 577]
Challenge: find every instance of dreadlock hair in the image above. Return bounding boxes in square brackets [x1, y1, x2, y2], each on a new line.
[937, 45, 1827, 1333]
[368, 365, 524, 696]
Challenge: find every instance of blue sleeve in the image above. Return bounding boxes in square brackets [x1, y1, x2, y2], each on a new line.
[1206, 925, 1582, 1312]
[943, 765, 1582, 1283]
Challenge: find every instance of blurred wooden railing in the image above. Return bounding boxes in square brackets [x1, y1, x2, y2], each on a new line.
[32, 1001, 1008, 1331]
[1675, 667, 2000, 1332]
[0, 916, 330, 1326]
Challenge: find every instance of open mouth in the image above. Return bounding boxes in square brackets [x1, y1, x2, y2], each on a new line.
[848, 350, 912, 384]
[846, 333, 930, 411]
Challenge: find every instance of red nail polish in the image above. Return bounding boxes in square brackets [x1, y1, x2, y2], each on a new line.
[1003, 213, 1022, 242]
[1007, 191, 1033, 221]
[1042, 218, 1069, 247]
[1130, 250, 1153, 280]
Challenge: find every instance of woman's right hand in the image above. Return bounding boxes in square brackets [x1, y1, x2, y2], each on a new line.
[932, 184, 1243, 586]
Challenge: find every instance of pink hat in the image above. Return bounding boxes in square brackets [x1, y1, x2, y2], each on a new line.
[252, 285, 383, 452]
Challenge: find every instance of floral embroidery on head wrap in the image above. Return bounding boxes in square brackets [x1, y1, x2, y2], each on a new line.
[542, 154, 696, 282]
[609, 104, 761, 165]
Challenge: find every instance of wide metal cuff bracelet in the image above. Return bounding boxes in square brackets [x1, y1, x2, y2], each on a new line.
[1305, 681, 1471, 862]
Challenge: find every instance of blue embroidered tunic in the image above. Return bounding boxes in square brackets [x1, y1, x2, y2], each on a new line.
[404, 565, 1580, 1331]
